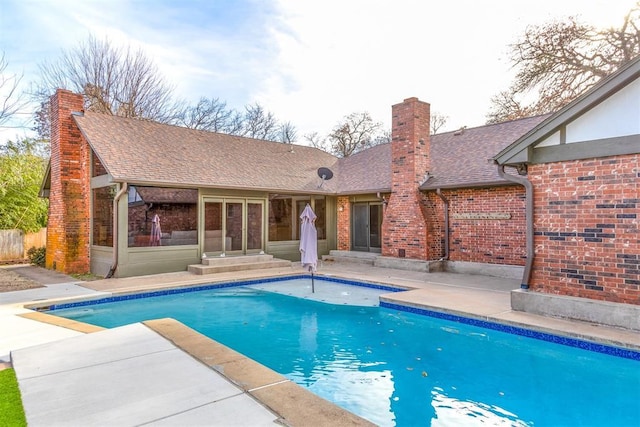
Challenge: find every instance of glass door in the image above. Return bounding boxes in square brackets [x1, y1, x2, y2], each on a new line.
[203, 198, 264, 256]
[352, 203, 369, 251]
[203, 200, 224, 255]
[246, 200, 264, 253]
[225, 201, 244, 254]
[352, 202, 382, 252]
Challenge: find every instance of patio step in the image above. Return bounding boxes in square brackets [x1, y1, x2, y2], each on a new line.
[200, 254, 275, 266]
[188, 254, 292, 275]
[321, 250, 380, 265]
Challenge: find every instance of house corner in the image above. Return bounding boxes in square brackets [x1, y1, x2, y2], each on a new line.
[46, 89, 91, 274]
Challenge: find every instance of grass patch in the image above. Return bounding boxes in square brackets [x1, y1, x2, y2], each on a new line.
[0, 368, 27, 427]
[70, 272, 103, 281]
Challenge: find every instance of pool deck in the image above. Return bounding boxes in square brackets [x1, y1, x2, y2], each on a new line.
[1, 262, 639, 426]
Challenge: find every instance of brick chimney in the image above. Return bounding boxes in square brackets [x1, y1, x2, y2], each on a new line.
[46, 89, 91, 273]
[382, 97, 430, 259]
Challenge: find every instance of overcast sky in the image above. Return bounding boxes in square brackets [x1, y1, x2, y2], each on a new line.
[0, 0, 636, 144]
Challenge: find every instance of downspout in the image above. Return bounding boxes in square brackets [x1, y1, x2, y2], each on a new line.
[496, 164, 532, 289]
[106, 182, 128, 279]
[435, 188, 449, 260]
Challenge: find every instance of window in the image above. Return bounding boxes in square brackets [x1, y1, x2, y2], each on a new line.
[268, 195, 325, 241]
[92, 186, 114, 247]
[92, 152, 107, 177]
[127, 186, 198, 247]
[269, 196, 293, 241]
[314, 198, 326, 239]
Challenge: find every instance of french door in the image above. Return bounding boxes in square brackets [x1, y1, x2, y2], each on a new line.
[203, 198, 264, 255]
[352, 202, 382, 253]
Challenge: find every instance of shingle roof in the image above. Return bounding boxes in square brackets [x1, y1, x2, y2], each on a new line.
[420, 115, 549, 190]
[337, 143, 391, 194]
[72, 110, 546, 196]
[74, 112, 339, 194]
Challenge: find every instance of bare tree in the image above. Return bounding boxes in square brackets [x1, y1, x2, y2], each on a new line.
[328, 111, 382, 157]
[33, 35, 178, 137]
[278, 121, 297, 143]
[0, 52, 27, 128]
[487, 3, 640, 123]
[430, 111, 449, 135]
[241, 103, 279, 140]
[176, 96, 296, 142]
[304, 131, 329, 152]
[177, 97, 234, 132]
[372, 129, 391, 145]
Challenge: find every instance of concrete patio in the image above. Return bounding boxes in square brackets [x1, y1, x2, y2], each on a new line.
[1, 261, 639, 426]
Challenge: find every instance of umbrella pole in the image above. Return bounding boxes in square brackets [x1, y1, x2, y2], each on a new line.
[309, 266, 315, 293]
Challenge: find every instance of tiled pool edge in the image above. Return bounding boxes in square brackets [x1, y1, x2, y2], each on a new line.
[380, 300, 640, 361]
[39, 274, 403, 311]
[31, 274, 640, 362]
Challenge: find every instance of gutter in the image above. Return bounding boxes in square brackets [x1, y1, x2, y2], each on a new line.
[496, 164, 532, 289]
[106, 182, 128, 279]
[435, 188, 449, 260]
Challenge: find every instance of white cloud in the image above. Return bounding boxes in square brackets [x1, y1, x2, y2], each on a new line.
[257, 0, 638, 139]
[0, 0, 636, 144]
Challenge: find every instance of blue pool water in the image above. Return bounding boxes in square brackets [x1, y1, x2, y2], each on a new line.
[50, 277, 640, 426]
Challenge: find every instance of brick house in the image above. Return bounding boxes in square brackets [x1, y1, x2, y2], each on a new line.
[42, 57, 639, 329]
[337, 98, 548, 280]
[42, 89, 545, 280]
[493, 55, 640, 325]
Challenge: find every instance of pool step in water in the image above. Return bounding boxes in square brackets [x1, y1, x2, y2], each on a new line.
[188, 254, 292, 275]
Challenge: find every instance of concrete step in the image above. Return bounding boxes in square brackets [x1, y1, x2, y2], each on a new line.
[374, 256, 439, 273]
[321, 250, 380, 265]
[188, 258, 291, 275]
[201, 254, 274, 266]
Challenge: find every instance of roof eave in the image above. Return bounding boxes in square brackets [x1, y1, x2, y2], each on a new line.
[420, 179, 517, 191]
[108, 177, 340, 196]
[493, 56, 640, 166]
[336, 187, 392, 196]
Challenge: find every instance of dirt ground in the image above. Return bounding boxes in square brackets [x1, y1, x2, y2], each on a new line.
[0, 268, 44, 293]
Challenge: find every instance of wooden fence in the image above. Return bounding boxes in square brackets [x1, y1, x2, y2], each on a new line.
[0, 228, 46, 261]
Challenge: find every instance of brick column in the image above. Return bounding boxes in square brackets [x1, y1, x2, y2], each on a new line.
[47, 89, 91, 273]
[382, 97, 430, 259]
[336, 196, 351, 250]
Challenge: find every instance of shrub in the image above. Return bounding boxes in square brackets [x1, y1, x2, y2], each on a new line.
[27, 246, 46, 267]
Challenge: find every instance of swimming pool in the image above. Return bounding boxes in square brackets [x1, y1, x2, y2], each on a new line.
[49, 276, 640, 426]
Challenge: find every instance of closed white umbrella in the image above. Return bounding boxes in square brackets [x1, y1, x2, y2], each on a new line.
[149, 214, 162, 246]
[299, 203, 318, 291]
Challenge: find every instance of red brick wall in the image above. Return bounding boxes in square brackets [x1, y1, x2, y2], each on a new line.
[336, 196, 351, 250]
[423, 193, 445, 258]
[530, 154, 639, 304]
[46, 89, 91, 274]
[425, 186, 527, 264]
[382, 97, 430, 259]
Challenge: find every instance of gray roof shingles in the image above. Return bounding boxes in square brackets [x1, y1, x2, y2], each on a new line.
[74, 113, 339, 194]
[74, 111, 547, 195]
[421, 115, 550, 190]
[337, 143, 392, 194]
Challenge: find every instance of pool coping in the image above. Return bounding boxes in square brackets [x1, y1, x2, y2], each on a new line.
[15, 312, 376, 426]
[14, 273, 640, 424]
[25, 274, 640, 355]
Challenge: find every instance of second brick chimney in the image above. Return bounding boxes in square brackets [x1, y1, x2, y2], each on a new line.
[382, 97, 430, 260]
[46, 89, 91, 273]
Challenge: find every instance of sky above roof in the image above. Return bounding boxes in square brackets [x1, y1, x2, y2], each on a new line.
[0, 0, 635, 145]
